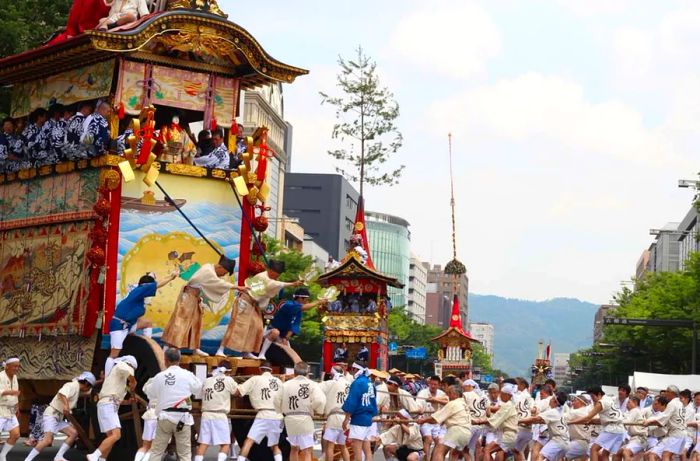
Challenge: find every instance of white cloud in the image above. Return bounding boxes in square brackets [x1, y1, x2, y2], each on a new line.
[555, 0, 632, 16]
[427, 73, 672, 166]
[389, 1, 501, 79]
[612, 27, 653, 82]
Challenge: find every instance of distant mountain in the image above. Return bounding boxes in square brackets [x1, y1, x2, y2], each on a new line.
[468, 294, 598, 377]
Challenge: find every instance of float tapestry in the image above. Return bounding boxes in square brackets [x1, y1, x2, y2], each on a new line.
[115, 170, 242, 344]
[151, 65, 208, 112]
[0, 221, 92, 336]
[11, 60, 115, 117]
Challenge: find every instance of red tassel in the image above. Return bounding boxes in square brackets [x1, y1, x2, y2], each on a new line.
[231, 122, 238, 136]
[118, 102, 125, 120]
[211, 117, 217, 131]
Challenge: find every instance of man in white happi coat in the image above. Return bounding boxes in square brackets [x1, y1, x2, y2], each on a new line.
[380, 409, 425, 461]
[135, 381, 158, 461]
[320, 365, 351, 461]
[513, 377, 535, 461]
[620, 396, 647, 461]
[520, 391, 571, 461]
[144, 348, 203, 461]
[416, 375, 448, 460]
[463, 378, 489, 461]
[87, 356, 138, 461]
[477, 383, 520, 461]
[24, 371, 96, 461]
[195, 363, 238, 461]
[0, 358, 21, 461]
[531, 384, 555, 461]
[569, 386, 626, 461]
[235, 362, 284, 461]
[565, 394, 594, 461]
[417, 384, 473, 460]
[274, 362, 326, 461]
[643, 385, 688, 461]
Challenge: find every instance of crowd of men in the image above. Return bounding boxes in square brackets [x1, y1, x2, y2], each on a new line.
[0, 102, 249, 174]
[4, 351, 700, 461]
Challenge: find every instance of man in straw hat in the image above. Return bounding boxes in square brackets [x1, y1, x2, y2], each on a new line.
[194, 362, 238, 461]
[87, 355, 138, 461]
[0, 358, 20, 461]
[217, 259, 302, 358]
[162, 254, 243, 356]
[24, 371, 96, 461]
[234, 361, 284, 461]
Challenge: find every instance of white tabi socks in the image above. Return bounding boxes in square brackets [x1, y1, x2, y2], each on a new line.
[54, 442, 71, 460]
[258, 337, 274, 359]
[0, 442, 13, 461]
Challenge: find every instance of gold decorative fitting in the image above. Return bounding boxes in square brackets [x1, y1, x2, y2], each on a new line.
[165, 163, 207, 177]
[38, 166, 53, 176]
[101, 169, 121, 190]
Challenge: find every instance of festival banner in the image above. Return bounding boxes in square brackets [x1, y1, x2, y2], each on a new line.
[212, 76, 239, 124]
[118, 60, 149, 114]
[11, 60, 115, 117]
[0, 169, 100, 231]
[151, 65, 208, 112]
[0, 221, 92, 336]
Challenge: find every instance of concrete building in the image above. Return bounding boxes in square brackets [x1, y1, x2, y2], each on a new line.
[636, 249, 651, 279]
[469, 322, 494, 357]
[677, 207, 699, 271]
[553, 352, 571, 385]
[241, 84, 290, 241]
[366, 211, 411, 307]
[425, 264, 468, 329]
[283, 173, 359, 260]
[303, 235, 330, 270]
[647, 222, 681, 273]
[407, 255, 428, 324]
[281, 216, 304, 252]
[593, 304, 617, 344]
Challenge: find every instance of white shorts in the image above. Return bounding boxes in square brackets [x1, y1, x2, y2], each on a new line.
[541, 440, 567, 461]
[323, 427, 347, 445]
[468, 427, 484, 452]
[143, 419, 157, 441]
[0, 416, 18, 433]
[369, 422, 378, 438]
[97, 402, 121, 433]
[42, 414, 70, 434]
[421, 423, 443, 439]
[593, 431, 625, 454]
[647, 442, 665, 458]
[349, 424, 374, 442]
[287, 433, 315, 450]
[109, 329, 128, 350]
[647, 437, 660, 449]
[685, 437, 693, 451]
[566, 439, 590, 458]
[623, 439, 647, 455]
[515, 430, 532, 452]
[485, 431, 498, 445]
[443, 426, 472, 451]
[658, 436, 686, 455]
[247, 418, 283, 446]
[199, 418, 231, 446]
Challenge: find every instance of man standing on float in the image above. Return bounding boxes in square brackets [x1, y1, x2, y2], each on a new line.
[217, 260, 301, 358]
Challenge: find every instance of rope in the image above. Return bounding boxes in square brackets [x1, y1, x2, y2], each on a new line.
[448, 133, 457, 261]
[154, 181, 221, 256]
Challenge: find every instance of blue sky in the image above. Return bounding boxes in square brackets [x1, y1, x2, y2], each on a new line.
[225, 0, 699, 303]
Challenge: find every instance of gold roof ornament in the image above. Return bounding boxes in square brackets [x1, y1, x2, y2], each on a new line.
[167, 0, 228, 17]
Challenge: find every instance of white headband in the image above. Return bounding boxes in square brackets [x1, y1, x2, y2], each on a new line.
[115, 355, 137, 369]
[212, 367, 229, 377]
[331, 368, 343, 380]
[2, 358, 19, 367]
[352, 363, 370, 378]
[501, 383, 517, 395]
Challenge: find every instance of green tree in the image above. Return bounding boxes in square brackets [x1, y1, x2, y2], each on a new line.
[569, 251, 700, 388]
[320, 46, 404, 196]
[0, 0, 73, 116]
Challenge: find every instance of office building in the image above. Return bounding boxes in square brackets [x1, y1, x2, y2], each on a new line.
[469, 322, 494, 357]
[283, 173, 359, 259]
[407, 255, 428, 323]
[553, 352, 571, 385]
[593, 304, 617, 344]
[366, 211, 411, 307]
[425, 264, 468, 328]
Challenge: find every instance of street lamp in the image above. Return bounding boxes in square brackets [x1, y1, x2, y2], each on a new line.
[678, 179, 699, 189]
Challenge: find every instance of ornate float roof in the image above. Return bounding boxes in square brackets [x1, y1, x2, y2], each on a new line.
[0, 10, 308, 88]
[318, 254, 404, 289]
[432, 294, 479, 343]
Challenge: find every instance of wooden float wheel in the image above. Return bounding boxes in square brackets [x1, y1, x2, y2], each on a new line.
[98, 334, 163, 460]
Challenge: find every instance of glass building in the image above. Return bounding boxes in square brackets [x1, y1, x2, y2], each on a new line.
[366, 211, 410, 307]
